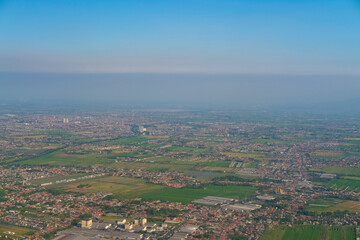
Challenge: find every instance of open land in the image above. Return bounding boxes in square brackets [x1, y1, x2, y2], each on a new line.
[0, 108, 359, 239]
[261, 225, 356, 240]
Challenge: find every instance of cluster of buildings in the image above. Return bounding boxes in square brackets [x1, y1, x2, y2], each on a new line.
[1, 110, 360, 239]
[113, 169, 199, 188]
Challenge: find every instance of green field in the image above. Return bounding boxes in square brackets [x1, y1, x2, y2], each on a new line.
[305, 197, 344, 213]
[138, 184, 257, 203]
[305, 198, 360, 213]
[109, 159, 198, 172]
[202, 161, 231, 168]
[57, 176, 164, 199]
[313, 166, 360, 177]
[164, 145, 209, 155]
[19, 150, 154, 167]
[112, 135, 169, 145]
[222, 151, 267, 160]
[243, 162, 258, 168]
[19, 149, 110, 167]
[321, 179, 360, 192]
[108, 152, 154, 159]
[0, 224, 35, 237]
[261, 225, 356, 240]
[49, 176, 257, 203]
[18, 135, 173, 167]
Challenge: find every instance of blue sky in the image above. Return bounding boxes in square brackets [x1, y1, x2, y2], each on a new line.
[1, 0, 360, 75]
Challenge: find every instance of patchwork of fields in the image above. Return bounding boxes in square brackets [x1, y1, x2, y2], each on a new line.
[261, 225, 356, 240]
[43, 175, 258, 203]
[49, 176, 164, 199]
[305, 198, 360, 213]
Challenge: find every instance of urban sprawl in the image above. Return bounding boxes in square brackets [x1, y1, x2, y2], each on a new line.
[0, 108, 359, 240]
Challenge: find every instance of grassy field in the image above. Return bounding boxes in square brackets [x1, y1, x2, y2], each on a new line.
[322, 179, 360, 192]
[311, 167, 360, 192]
[319, 166, 360, 177]
[222, 151, 266, 160]
[101, 215, 121, 221]
[243, 162, 258, 168]
[344, 176, 360, 181]
[304, 198, 360, 213]
[138, 184, 257, 203]
[305, 198, 344, 213]
[60, 176, 164, 199]
[333, 201, 360, 213]
[202, 161, 231, 168]
[201, 166, 237, 173]
[164, 145, 209, 155]
[19, 149, 154, 167]
[50, 176, 257, 203]
[0, 224, 35, 237]
[261, 225, 356, 240]
[108, 152, 154, 159]
[112, 135, 169, 145]
[109, 159, 198, 172]
[19, 149, 110, 167]
[187, 170, 221, 179]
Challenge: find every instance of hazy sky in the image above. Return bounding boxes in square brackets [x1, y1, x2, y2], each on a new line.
[1, 73, 360, 110]
[0, 0, 360, 108]
[1, 0, 360, 75]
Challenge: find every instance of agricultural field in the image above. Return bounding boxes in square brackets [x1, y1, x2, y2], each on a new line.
[332, 201, 360, 213]
[261, 225, 356, 240]
[0, 224, 35, 237]
[112, 135, 168, 145]
[321, 179, 360, 192]
[222, 151, 267, 160]
[57, 176, 164, 199]
[100, 215, 121, 221]
[305, 198, 345, 213]
[164, 145, 209, 155]
[187, 170, 220, 179]
[109, 158, 199, 172]
[138, 184, 258, 203]
[243, 162, 258, 168]
[311, 152, 344, 158]
[304, 198, 360, 213]
[316, 166, 360, 177]
[306, 199, 360, 213]
[199, 165, 238, 173]
[107, 151, 154, 159]
[202, 161, 230, 167]
[48, 175, 258, 203]
[19, 149, 110, 167]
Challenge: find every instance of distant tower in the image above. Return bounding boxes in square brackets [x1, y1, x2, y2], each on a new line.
[63, 118, 69, 123]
